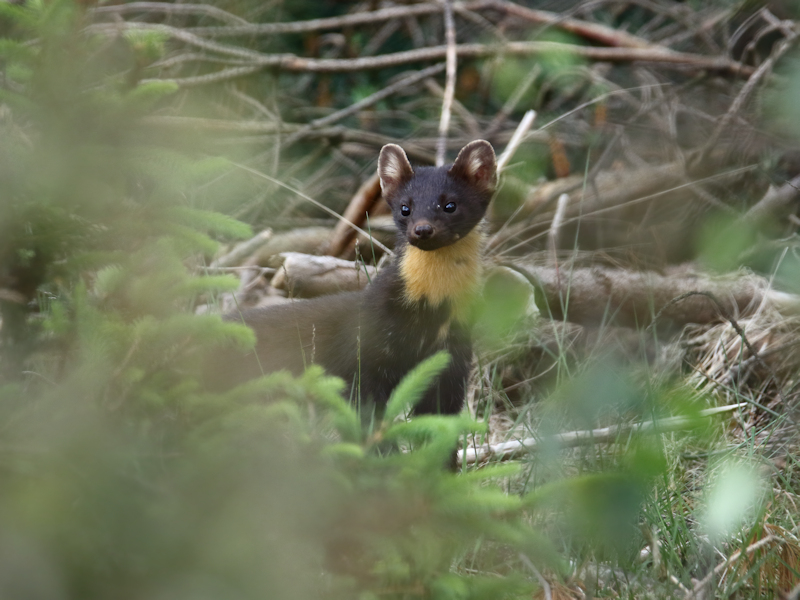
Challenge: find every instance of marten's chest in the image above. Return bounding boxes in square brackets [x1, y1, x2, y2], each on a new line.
[397, 229, 483, 324]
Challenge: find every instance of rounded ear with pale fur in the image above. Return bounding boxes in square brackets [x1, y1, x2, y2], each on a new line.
[449, 140, 497, 194]
[378, 144, 414, 203]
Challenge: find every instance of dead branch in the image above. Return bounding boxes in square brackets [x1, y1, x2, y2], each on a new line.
[142, 65, 262, 87]
[522, 161, 686, 220]
[328, 173, 383, 258]
[496, 0, 654, 48]
[98, 21, 755, 79]
[252, 228, 334, 267]
[496, 109, 538, 173]
[0, 289, 26, 304]
[182, 0, 656, 51]
[436, 0, 457, 167]
[231, 162, 393, 255]
[258, 248, 800, 328]
[186, 1, 465, 37]
[91, 2, 249, 24]
[209, 229, 273, 269]
[271, 252, 377, 298]
[253, 41, 755, 76]
[547, 193, 569, 263]
[141, 116, 287, 133]
[459, 403, 747, 465]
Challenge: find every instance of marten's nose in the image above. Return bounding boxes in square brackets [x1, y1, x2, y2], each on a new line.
[413, 223, 434, 240]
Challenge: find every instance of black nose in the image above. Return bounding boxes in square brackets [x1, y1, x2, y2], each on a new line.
[413, 223, 434, 239]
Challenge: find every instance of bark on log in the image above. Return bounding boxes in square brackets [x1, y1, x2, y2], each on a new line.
[271, 252, 377, 297]
[210, 229, 272, 268]
[522, 161, 687, 221]
[267, 250, 800, 326]
[252, 227, 333, 266]
[523, 264, 800, 327]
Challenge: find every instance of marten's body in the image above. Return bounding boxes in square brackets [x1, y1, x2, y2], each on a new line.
[221, 140, 497, 416]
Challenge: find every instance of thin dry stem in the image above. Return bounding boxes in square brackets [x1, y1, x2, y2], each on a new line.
[436, 0, 457, 167]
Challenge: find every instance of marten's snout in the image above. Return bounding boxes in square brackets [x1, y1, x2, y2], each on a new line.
[413, 222, 434, 240]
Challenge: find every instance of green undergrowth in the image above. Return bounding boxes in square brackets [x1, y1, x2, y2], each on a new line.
[1, 0, 799, 599]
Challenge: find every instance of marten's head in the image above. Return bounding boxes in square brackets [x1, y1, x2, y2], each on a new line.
[378, 140, 497, 251]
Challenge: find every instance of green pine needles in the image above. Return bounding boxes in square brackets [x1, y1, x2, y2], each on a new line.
[0, 2, 687, 599]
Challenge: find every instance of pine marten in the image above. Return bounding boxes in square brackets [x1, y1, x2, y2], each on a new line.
[218, 140, 497, 417]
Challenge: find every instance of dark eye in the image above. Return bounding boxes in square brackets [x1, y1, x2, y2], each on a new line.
[443, 202, 456, 213]
[400, 205, 411, 217]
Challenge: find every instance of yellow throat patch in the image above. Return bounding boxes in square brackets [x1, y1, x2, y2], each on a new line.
[399, 229, 483, 322]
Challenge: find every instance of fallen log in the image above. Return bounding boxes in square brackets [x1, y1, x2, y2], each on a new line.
[271, 252, 377, 297]
[520, 264, 800, 327]
[266, 251, 800, 327]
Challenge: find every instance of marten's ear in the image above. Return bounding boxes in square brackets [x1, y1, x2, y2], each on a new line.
[449, 140, 497, 195]
[378, 144, 414, 202]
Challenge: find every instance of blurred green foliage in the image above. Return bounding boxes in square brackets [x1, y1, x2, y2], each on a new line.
[0, 1, 765, 598]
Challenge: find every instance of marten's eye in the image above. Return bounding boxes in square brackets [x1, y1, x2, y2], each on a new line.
[400, 205, 411, 217]
[443, 201, 457, 213]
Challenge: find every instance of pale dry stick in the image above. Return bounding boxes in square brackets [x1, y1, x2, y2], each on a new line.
[230, 161, 393, 255]
[205, 266, 275, 274]
[141, 65, 262, 87]
[141, 115, 288, 133]
[496, 109, 537, 173]
[669, 574, 690, 595]
[488, 109, 537, 227]
[152, 52, 253, 69]
[92, 2, 249, 24]
[209, 229, 273, 269]
[0, 289, 26, 304]
[436, 0, 457, 167]
[459, 403, 748, 465]
[686, 534, 779, 599]
[547, 192, 569, 263]
[519, 554, 552, 600]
